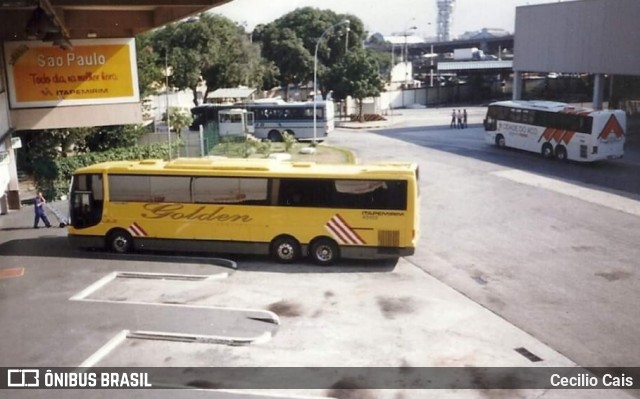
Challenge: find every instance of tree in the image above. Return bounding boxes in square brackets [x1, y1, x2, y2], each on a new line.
[84, 125, 147, 152]
[145, 14, 271, 106]
[135, 32, 163, 99]
[256, 8, 367, 98]
[326, 49, 385, 121]
[163, 107, 193, 138]
[258, 26, 313, 98]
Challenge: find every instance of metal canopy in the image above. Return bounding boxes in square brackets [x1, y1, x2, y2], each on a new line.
[0, 0, 231, 41]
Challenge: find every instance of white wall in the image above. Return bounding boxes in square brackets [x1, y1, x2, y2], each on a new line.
[515, 0, 640, 74]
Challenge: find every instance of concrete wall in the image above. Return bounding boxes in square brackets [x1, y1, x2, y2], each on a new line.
[514, 0, 640, 74]
[377, 86, 476, 112]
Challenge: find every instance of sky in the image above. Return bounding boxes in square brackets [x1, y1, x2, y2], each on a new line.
[213, 0, 563, 38]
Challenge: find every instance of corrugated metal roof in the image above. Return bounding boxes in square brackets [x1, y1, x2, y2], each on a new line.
[438, 60, 513, 71]
[208, 88, 256, 99]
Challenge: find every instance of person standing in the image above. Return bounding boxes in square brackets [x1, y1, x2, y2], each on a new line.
[457, 109, 463, 129]
[450, 109, 456, 128]
[33, 192, 52, 228]
[463, 109, 468, 128]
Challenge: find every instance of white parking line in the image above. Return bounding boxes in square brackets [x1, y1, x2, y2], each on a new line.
[492, 169, 640, 217]
[69, 272, 117, 301]
[79, 329, 129, 368]
[72, 269, 280, 368]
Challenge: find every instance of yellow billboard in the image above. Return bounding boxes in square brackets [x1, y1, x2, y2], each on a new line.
[4, 38, 139, 108]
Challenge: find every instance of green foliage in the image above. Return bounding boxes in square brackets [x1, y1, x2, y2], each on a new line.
[34, 142, 179, 200]
[370, 50, 393, 81]
[210, 136, 274, 158]
[257, 8, 367, 96]
[281, 131, 296, 152]
[145, 14, 269, 105]
[325, 48, 385, 119]
[135, 32, 164, 99]
[84, 124, 148, 152]
[163, 107, 193, 138]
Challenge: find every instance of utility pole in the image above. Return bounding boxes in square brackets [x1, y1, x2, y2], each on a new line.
[165, 49, 171, 160]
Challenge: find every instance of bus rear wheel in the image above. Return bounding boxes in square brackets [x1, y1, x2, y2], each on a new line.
[541, 143, 554, 159]
[271, 236, 300, 263]
[268, 130, 282, 142]
[309, 238, 339, 266]
[107, 229, 133, 254]
[495, 134, 506, 148]
[555, 145, 567, 161]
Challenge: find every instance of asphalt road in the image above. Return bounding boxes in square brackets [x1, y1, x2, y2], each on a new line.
[2, 107, 639, 399]
[330, 107, 640, 369]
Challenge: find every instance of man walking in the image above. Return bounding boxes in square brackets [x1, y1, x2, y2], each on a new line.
[33, 192, 52, 228]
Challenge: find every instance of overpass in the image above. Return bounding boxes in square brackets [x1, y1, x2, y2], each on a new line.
[369, 35, 515, 58]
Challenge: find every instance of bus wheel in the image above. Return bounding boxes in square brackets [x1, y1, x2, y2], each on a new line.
[271, 236, 300, 263]
[555, 145, 567, 161]
[495, 134, 506, 148]
[268, 130, 282, 142]
[541, 143, 554, 159]
[107, 229, 133, 254]
[309, 238, 339, 266]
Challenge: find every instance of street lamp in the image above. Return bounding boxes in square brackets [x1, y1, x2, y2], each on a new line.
[164, 49, 172, 160]
[313, 19, 350, 145]
[345, 26, 350, 52]
[403, 26, 417, 86]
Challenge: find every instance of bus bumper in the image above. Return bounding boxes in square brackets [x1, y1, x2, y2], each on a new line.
[340, 246, 415, 260]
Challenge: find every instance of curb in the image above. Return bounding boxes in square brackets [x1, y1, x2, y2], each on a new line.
[336, 122, 392, 130]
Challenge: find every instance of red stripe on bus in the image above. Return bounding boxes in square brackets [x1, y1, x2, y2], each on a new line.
[552, 129, 565, 143]
[598, 114, 624, 140]
[133, 222, 147, 237]
[540, 128, 554, 142]
[335, 214, 365, 244]
[326, 221, 351, 244]
[330, 218, 359, 245]
[561, 131, 575, 144]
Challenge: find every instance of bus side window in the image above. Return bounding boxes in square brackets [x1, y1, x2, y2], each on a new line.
[304, 108, 313, 119]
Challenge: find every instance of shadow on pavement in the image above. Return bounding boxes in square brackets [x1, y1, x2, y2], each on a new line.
[0, 236, 398, 274]
[371, 124, 640, 199]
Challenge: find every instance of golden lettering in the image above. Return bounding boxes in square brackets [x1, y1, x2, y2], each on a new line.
[141, 203, 253, 223]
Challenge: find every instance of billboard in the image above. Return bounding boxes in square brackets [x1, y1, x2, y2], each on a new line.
[4, 38, 139, 109]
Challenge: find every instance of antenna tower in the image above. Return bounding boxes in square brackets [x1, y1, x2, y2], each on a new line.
[436, 0, 455, 42]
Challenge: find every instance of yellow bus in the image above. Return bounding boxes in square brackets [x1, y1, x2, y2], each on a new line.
[67, 158, 420, 265]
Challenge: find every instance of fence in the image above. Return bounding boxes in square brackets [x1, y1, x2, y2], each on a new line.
[137, 122, 223, 158]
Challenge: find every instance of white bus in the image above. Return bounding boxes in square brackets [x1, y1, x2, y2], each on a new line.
[190, 100, 335, 142]
[218, 108, 254, 137]
[245, 99, 335, 142]
[484, 100, 625, 162]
